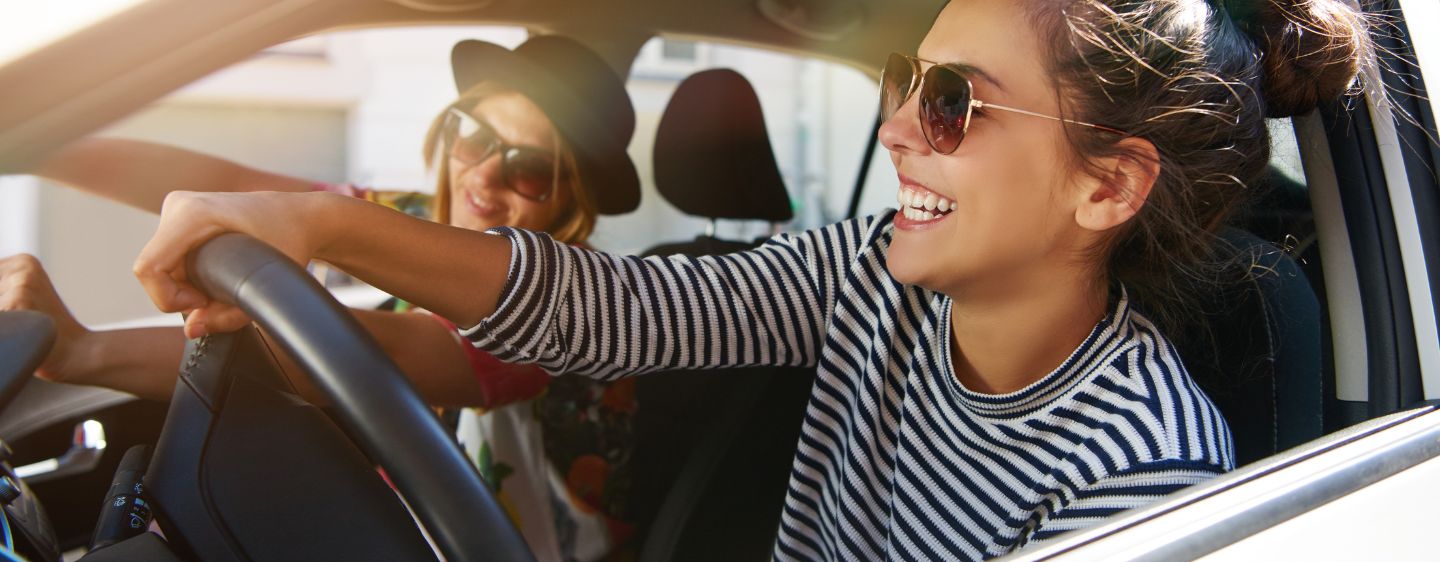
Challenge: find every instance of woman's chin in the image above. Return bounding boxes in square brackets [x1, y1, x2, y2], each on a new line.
[885, 246, 932, 288]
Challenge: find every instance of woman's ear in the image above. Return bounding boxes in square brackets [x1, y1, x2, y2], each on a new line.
[1073, 137, 1160, 232]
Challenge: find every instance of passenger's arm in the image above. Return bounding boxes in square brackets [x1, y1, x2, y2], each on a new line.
[29, 138, 314, 214]
[2, 252, 500, 406]
[21, 310, 493, 407]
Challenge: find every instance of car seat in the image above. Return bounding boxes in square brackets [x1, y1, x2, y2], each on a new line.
[1143, 226, 1324, 466]
[629, 69, 812, 562]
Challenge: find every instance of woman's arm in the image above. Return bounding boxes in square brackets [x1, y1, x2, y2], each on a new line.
[133, 190, 862, 378]
[134, 190, 512, 338]
[29, 138, 315, 213]
[3, 252, 507, 406]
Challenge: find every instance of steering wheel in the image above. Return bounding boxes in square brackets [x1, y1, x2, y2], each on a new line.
[165, 233, 532, 561]
[0, 312, 62, 561]
[0, 311, 55, 413]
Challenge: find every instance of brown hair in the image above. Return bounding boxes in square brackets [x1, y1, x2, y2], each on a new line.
[421, 82, 599, 246]
[1021, 0, 1370, 333]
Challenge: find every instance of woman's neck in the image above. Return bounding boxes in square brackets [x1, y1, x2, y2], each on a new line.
[946, 268, 1108, 395]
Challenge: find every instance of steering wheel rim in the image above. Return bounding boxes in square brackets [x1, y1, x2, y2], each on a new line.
[187, 233, 532, 562]
[0, 311, 55, 413]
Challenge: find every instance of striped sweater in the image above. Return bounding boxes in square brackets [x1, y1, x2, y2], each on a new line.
[462, 211, 1234, 560]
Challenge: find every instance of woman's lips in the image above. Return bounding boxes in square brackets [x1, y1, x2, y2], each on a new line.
[894, 177, 955, 229]
[462, 190, 505, 218]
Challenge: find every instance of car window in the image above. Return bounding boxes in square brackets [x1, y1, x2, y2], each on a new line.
[594, 37, 880, 253]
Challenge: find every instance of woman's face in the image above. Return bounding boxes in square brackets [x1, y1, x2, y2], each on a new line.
[447, 91, 571, 233]
[882, 0, 1095, 297]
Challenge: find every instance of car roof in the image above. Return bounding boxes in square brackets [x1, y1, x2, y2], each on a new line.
[0, 0, 942, 171]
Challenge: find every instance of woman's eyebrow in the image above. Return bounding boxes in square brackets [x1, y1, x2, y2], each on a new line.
[916, 56, 1008, 93]
[955, 64, 1007, 93]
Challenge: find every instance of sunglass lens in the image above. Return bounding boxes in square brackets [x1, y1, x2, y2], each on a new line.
[880, 53, 915, 123]
[503, 149, 557, 200]
[919, 65, 972, 154]
[448, 110, 498, 165]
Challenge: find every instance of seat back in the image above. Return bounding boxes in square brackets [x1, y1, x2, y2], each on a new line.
[1153, 229, 1324, 466]
[630, 69, 810, 562]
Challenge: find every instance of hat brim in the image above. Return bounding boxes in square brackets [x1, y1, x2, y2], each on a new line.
[451, 40, 640, 216]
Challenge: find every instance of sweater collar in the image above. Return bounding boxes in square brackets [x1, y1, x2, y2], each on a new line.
[936, 288, 1138, 421]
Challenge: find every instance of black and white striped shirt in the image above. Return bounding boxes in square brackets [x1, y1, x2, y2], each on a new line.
[462, 212, 1233, 560]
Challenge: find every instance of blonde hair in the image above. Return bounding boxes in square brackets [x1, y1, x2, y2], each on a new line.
[421, 82, 598, 246]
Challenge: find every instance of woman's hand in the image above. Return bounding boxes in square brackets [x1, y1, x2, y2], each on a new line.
[136, 188, 512, 336]
[132, 190, 343, 339]
[0, 254, 94, 382]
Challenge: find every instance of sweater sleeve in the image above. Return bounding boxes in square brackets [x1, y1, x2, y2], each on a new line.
[1025, 458, 1225, 545]
[459, 216, 884, 381]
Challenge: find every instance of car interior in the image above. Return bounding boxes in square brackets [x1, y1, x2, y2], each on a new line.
[0, 0, 1435, 560]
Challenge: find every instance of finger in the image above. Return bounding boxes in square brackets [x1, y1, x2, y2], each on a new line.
[205, 305, 253, 334]
[184, 312, 207, 340]
[185, 303, 251, 339]
[134, 223, 219, 314]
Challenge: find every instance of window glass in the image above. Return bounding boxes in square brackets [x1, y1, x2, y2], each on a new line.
[595, 36, 880, 253]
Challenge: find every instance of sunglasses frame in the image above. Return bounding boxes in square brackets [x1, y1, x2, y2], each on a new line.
[882, 53, 1126, 154]
[443, 106, 565, 203]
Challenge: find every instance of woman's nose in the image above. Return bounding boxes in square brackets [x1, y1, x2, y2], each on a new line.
[878, 93, 931, 156]
[457, 152, 507, 189]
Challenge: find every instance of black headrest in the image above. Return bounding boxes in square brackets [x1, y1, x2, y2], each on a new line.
[653, 69, 793, 222]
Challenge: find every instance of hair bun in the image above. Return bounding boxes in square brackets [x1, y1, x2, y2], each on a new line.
[1246, 0, 1367, 117]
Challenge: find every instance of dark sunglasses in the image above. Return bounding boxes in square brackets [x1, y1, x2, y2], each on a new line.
[442, 107, 565, 202]
[880, 53, 1124, 154]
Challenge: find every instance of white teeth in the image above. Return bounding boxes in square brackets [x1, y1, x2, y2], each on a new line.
[922, 211, 934, 221]
[897, 187, 955, 217]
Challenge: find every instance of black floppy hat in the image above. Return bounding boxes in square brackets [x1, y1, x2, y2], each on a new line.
[450, 36, 640, 215]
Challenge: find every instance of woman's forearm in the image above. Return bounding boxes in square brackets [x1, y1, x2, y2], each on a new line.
[63, 327, 187, 401]
[309, 196, 513, 329]
[30, 138, 314, 213]
[135, 191, 512, 340]
[64, 311, 489, 407]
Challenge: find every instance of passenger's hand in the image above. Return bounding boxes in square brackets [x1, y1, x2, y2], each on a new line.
[132, 190, 336, 338]
[0, 254, 92, 382]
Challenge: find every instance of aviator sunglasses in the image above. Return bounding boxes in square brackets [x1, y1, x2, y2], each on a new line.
[880, 53, 1125, 154]
[442, 107, 566, 202]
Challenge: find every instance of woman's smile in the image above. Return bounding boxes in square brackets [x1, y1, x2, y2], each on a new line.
[461, 188, 506, 221]
[893, 175, 956, 231]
